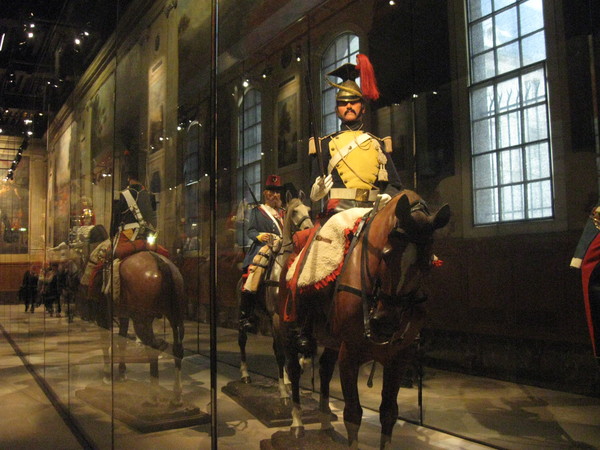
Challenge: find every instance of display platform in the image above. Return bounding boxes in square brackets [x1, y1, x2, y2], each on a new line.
[222, 372, 337, 428]
[260, 429, 347, 449]
[76, 379, 210, 433]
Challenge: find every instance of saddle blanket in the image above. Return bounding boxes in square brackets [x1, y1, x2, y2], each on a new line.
[286, 207, 371, 290]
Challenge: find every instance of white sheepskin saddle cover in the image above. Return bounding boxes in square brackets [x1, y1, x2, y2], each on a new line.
[287, 207, 371, 289]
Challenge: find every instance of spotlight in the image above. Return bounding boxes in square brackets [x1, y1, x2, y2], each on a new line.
[261, 66, 273, 79]
[27, 32, 34, 39]
[389, 0, 396, 5]
[295, 45, 302, 62]
[74, 38, 81, 45]
[242, 79, 249, 88]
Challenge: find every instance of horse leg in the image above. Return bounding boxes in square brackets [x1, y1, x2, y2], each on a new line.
[339, 342, 362, 449]
[379, 354, 407, 450]
[131, 316, 160, 395]
[286, 345, 304, 438]
[318, 347, 338, 432]
[101, 328, 112, 384]
[273, 333, 290, 406]
[238, 328, 251, 383]
[116, 317, 129, 380]
[96, 297, 113, 383]
[171, 319, 184, 406]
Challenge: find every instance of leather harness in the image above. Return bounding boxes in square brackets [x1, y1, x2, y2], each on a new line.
[335, 199, 430, 345]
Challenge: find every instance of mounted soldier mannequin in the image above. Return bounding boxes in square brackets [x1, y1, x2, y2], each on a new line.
[239, 174, 285, 333]
[309, 54, 403, 214]
[292, 54, 404, 354]
[111, 171, 161, 257]
[105, 171, 168, 299]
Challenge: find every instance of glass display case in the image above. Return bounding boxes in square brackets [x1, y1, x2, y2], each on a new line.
[1, 0, 599, 448]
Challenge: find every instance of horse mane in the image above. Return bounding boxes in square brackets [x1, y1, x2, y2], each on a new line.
[283, 197, 303, 242]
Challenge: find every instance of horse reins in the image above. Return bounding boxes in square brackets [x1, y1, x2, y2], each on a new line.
[267, 202, 311, 276]
[335, 198, 431, 345]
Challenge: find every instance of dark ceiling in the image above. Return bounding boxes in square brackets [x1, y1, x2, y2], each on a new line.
[0, 0, 132, 139]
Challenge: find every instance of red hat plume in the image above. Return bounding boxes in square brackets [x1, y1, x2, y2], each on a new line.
[355, 54, 380, 101]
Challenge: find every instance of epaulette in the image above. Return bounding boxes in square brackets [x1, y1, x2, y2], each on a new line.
[308, 135, 329, 155]
[383, 136, 393, 153]
[363, 132, 393, 153]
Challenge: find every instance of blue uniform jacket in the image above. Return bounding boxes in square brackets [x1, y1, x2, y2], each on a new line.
[242, 205, 284, 271]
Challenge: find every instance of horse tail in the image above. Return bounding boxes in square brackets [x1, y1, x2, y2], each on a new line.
[149, 252, 185, 350]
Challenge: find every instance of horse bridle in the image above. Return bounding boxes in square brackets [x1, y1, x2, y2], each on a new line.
[292, 213, 311, 230]
[336, 199, 431, 345]
[270, 203, 311, 272]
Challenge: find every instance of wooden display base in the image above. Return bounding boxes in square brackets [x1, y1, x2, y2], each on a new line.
[260, 429, 348, 449]
[76, 380, 210, 433]
[222, 373, 337, 428]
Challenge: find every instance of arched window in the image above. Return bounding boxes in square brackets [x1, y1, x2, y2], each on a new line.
[321, 33, 360, 135]
[236, 89, 262, 249]
[237, 89, 262, 203]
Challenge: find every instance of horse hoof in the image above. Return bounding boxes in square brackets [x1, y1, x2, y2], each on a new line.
[170, 398, 184, 408]
[280, 397, 291, 407]
[241, 376, 251, 384]
[290, 426, 305, 439]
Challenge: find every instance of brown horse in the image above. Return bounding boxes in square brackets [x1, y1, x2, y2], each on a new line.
[278, 190, 450, 449]
[96, 249, 186, 405]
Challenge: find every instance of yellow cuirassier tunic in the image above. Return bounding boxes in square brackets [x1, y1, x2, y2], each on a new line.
[328, 130, 383, 189]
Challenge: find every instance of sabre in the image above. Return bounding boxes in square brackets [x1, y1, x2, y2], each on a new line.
[244, 179, 260, 206]
[304, 38, 326, 178]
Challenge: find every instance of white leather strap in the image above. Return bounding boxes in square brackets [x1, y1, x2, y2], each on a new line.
[328, 132, 371, 174]
[121, 189, 145, 224]
[330, 188, 379, 202]
[260, 205, 282, 236]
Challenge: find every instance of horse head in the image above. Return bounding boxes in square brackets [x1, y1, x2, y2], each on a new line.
[366, 191, 450, 343]
[284, 190, 313, 237]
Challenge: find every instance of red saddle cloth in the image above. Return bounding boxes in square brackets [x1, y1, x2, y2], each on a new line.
[292, 228, 313, 254]
[283, 224, 321, 322]
[114, 233, 169, 260]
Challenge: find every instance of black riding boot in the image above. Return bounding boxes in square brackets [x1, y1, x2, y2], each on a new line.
[295, 300, 316, 356]
[239, 290, 257, 333]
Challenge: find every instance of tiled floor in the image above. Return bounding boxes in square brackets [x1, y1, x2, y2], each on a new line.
[1, 304, 599, 449]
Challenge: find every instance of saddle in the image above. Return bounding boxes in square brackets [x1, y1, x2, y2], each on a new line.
[283, 208, 371, 323]
[286, 207, 371, 292]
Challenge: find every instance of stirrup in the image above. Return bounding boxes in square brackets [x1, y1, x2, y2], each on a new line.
[295, 333, 316, 356]
[239, 317, 256, 333]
